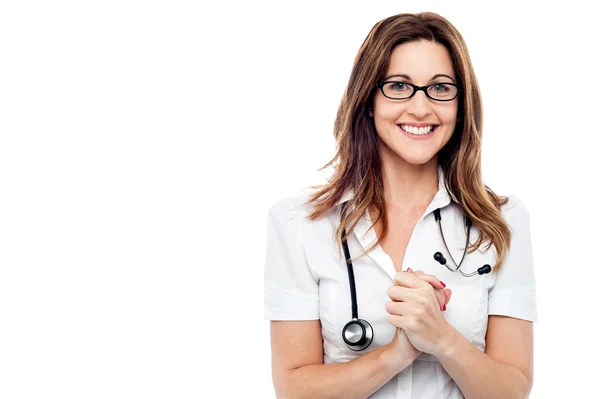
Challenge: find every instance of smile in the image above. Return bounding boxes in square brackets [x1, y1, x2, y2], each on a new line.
[397, 124, 439, 141]
[399, 124, 438, 135]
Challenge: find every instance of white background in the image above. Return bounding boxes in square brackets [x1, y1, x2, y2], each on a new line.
[0, 1, 598, 398]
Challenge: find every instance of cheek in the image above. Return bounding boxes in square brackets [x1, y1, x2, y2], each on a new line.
[373, 114, 399, 139]
[440, 122, 457, 144]
[440, 104, 459, 125]
[437, 107, 459, 141]
[373, 95, 405, 121]
[373, 106, 405, 132]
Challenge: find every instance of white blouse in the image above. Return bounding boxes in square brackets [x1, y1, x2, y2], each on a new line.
[263, 167, 538, 399]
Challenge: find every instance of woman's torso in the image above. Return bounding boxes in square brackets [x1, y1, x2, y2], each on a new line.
[290, 187, 499, 398]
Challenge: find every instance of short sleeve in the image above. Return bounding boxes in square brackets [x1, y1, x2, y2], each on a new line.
[488, 195, 538, 322]
[263, 198, 319, 320]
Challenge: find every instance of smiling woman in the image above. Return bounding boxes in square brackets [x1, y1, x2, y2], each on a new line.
[264, 11, 536, 399]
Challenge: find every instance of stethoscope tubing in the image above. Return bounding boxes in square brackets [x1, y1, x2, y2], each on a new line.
[341, 227, 358, 320]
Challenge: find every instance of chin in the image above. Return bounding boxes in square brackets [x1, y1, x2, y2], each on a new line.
[395, 152, 437, 166]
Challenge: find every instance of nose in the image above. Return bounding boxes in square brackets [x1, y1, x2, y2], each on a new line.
[406, 90, 432, 119]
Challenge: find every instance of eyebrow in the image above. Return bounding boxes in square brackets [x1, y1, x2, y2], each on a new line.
[383, 73, 456, 83]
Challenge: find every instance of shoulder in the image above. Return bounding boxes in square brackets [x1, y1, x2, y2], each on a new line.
[268, 191, 314, 226]
[500, 194, 531, 222]
[499, 194, 532, 237]
[268, 190, 342, 233]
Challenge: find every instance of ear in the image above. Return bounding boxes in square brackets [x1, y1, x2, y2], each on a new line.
[369, 109, 374, 118]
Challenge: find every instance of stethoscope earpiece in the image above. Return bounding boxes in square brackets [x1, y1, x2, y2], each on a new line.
[478, 264, 492, 275]
[433, 251, 446, 265]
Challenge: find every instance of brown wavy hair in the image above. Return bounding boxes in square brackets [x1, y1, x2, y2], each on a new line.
[302, 12, 511, 273]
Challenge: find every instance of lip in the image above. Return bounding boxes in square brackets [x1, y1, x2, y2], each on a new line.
[397, 124, 439, 140]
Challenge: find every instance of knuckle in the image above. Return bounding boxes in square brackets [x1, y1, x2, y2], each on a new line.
[394, 271, 403, 283]
[384, 301, 393, 313]
[387, 285, 394, 297]
[407, 319, 419, 331]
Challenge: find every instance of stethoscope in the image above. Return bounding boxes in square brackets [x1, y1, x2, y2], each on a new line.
[340, 202, 492, 351]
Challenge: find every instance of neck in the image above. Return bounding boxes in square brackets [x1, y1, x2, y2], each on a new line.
[378, 146, 439, 214]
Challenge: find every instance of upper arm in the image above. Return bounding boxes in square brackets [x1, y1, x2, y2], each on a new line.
[264, 198, 320, 321]
[485, 196, 537, 391]
[488, 195, 537, 321]
[485, 315, 534, 388]
[270, 320, 324, 393]
[263, 199, 324, 394]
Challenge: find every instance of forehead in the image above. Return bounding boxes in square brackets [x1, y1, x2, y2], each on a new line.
[386, 40, 455, 81]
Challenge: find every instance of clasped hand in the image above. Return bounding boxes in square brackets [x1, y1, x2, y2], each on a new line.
[385, 269, 453, 356]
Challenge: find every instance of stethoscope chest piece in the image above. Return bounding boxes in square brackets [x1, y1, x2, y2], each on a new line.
[342, 318, 373, 351]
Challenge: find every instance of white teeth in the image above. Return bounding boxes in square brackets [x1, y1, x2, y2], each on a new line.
[400, 124, 435, 135]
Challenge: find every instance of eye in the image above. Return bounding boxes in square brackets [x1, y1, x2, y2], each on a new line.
[387, 82, 410, 91]
[431, 83, 451, 93]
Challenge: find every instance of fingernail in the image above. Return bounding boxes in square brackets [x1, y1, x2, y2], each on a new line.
[443, 304, 447, 311]
[440, 281, 446, 288]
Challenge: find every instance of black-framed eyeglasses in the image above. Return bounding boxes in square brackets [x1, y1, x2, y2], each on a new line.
[374, 81, 463, 101]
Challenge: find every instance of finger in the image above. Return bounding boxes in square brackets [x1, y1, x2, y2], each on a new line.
[393, 271, 429, 289]
[388, 314, 409, 330]
[409, 271, 446, 309]
[389, 285, 444, 311]
[434, 289, 445, 311]
[411, 272, 446, 290]
[384, 300, 412, 316]
[387, 285, 413, 301]
[444, 288, 452, 305]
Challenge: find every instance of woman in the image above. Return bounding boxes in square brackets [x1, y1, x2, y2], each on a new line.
[263, 12, 536, 399]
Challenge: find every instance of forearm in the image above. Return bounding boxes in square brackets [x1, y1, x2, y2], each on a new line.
[279, 344, 410, 399]
[437, 329, 531, 399]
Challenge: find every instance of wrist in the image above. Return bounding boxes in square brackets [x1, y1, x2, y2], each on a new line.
[435, 322, 463, 360]
[380, 343, 400, 372]
[382, 344, 412, 374]
[383, 330, 419, 373]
